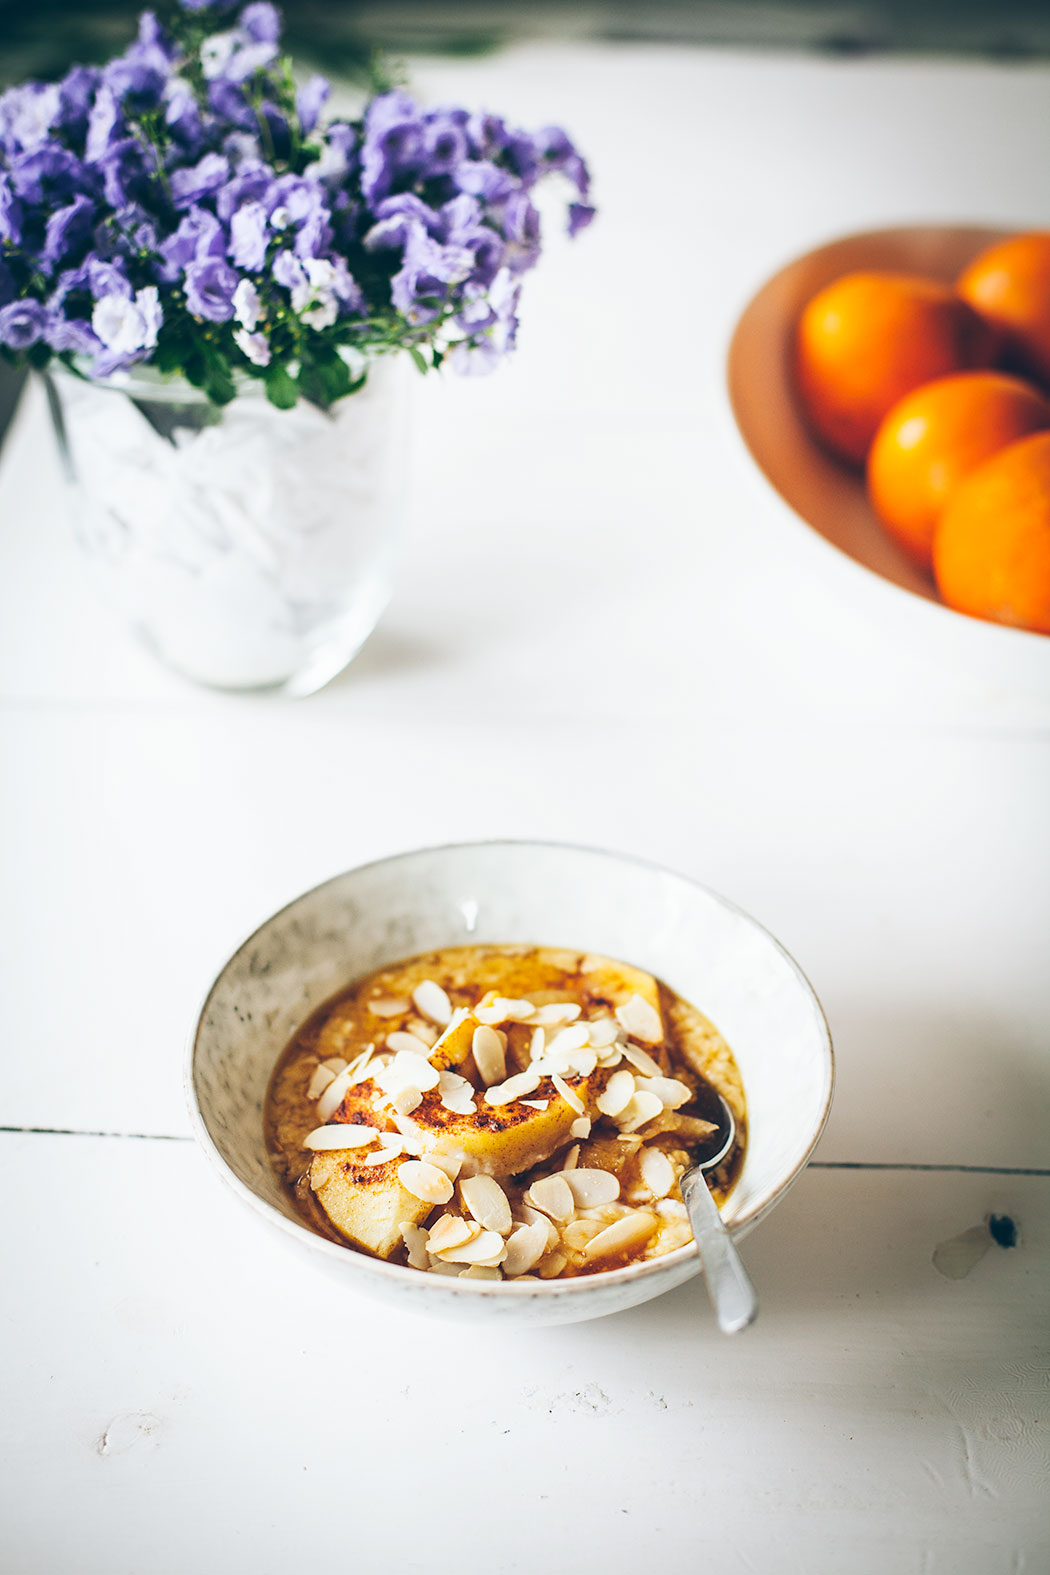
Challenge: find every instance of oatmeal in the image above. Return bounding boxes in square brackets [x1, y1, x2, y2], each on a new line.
[265, 945, 746, 1280]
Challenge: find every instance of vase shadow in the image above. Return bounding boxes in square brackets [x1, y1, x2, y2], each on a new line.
[323, 625, 454, 693]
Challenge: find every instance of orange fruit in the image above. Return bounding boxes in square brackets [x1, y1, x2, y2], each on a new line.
[933, 430, 1050, 635]
[867, 371, 1050, 568]
[794, 270, 997, 467]
[957, 231, 1050, 387]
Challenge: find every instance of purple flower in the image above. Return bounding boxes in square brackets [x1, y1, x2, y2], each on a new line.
[157, 206, 226, 279]
[216, 166, 272, 221]
[165, 83, 204, 149]
[0, 174, 22, 245]
[8, 146, 84, 204]
[293, 208, 332, 261]
[390, 227, 472, 322]
[453, 160, 514, 203]
[56, 67, 101, 139]
[42, 195, 95, 271]
[170, 151, 230, 208]
[91, 285, 162, 370]
[360, 92, 425, 205]
[306, 122, 356, 185]
[240, 3, 282, 43]
[296, 75, 329, 137]
[86, 257, 132, 300]
[85, 85, 123, 162]
[466, 112, 508, 159]
[364, 193, 440, 253]
[272, 248, 304, 292]
[44, 314, 100, 355]
[567, 202, 596, 238]
[533, 126, 590, 198]
[0, 299, 48, 349]
[233, 327, 270, 365]
[229, 201, 269, 270]
[99, 136, 153, 210]
[422, 116, 468, 175]
[184, 256, 239, 320]
[500, 190, 541, 272]
[0, 83, 61, 153]
[264, 173, 324, 227]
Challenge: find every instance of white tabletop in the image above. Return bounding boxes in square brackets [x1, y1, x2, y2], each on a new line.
[2, 42, 1048, 1575]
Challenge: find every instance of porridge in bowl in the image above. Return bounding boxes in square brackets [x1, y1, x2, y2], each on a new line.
[265, 944, 746, 1281]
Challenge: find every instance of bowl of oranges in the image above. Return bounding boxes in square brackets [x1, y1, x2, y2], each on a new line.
[728, 225, 1050, 696]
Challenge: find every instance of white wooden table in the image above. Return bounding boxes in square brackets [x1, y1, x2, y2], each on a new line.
[2, 43, 1048, 1575]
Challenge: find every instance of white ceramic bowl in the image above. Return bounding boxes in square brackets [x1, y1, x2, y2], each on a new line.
[188, 841, 834, 1326]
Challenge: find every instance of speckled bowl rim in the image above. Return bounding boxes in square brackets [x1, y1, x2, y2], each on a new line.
[186, 839, 835, 1303]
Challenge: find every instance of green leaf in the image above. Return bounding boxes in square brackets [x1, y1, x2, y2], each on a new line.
[407, 345, 429, 376]
[265, 363, 299, 409]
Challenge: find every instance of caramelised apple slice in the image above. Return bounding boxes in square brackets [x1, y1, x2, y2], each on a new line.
[309, 1149, 435, 1259]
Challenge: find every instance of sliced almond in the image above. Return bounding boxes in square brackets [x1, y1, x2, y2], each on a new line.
[524, 1174, 575, 1223]
[316, 1067, 354, 1122]
[412, 980, 453, 1026]
[407, 1018, 439, 1047]
[532, 1003, 582, 1026]
[398, 1159, 454, 1204]
[640, 1147, 675, 1198]
[361, 1138, 405, 1167]
[307, 1064, 337, 1101]
[427, 1214, 480, 1255]
[536, 1251, 568, 1279]
[319, 1056, 349, 1075]
[618, 1090, 665, 1131]
[437, 1069, 477, 1115]
[475, 997, 536, 1025]
[460, 1175, 513, 1235]
[528, 1025, 546, 1060]
[393, 1086, 422, 1115]
[570, 1116, 592, 1140]
[520, 1205, 560, 1252]
[521, 1099, 550, 1110]
[370, 996, 409, 1019]
[561, 1143, 581, 1172]
[471, 1024, 506, 1086]
[386, 1029, 434, 1056]
[552, 1073, 586, 1116]
[400, 1221, 431, 1269]
[446, 1230, 507, 1267]
[484, 1069, 541, 1106]
[635, 1075, 693, 1110]
[382, 1050, 440, 1094]
[655, 1197, 688, 1219]
[546, 1023, 590, 1057]
[502, 1219, 550, 1276]
[622, 1043, 662, 1077]
[582, 1211, 658, 1261]
[459, 1265, 503, 1280]
[615, 993, 663, 1045]
[303, 1123, 378, 1151]
[421, 1149, 463, 1182]
[563, 1167, 620, 1207]
[586, 1017, 622, 1049]
[561, 1218, 606, 1252]
[596, 1068, 636, 1118]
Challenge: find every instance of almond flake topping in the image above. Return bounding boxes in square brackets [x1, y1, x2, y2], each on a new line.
[532, 1002, 582, 1026]
[303, 1123, 378, 1151]
[587, 1017, 622, 1049]
[546, 1023, 590, 1058]
[474, 997, 536, 1025]
[411, 980, 453, 1026]
[635, 1075, 692, 1110]
[420, 1149, 463, 1182]
[615, 993, 663, 1045]
[400, 1221, 431, 1269]
[561, 1144, 580, 1171]
[582, 1211, 658, 1261]
[597, 1069, 636, 1118]
[441, 1229, 507, 1267]
[307, 1064, 337, 1101]
[437, 1069, 477, 1116]
[393, 1087, 422, 1116]
[563, 1167, 620, 1207]
[386, 1029, 434, 1056]
[570, 1116, 592, 1140]
[552, 1073, 586, 1116]
[484, 1069, 541, 1106]
[640, 1147, 676, 1199]
[319, 1057, 349, 1075]
[459, 1265, 503, 1280]
[460, 1175, 513, 1235]
[621, 1044, 662, 1077]
[528, 1025, 546, 1060]
[370, 996, 410, 1019]
[380, 1050, 440, 1095]
[502, 1219, 549, 1277]
[521, 1099, 549, 1110]
[524, 1174, 575, 1223]
[408, 1019, 440, 1047]
[427, 1215, 479, 1255]
[362, 1138, 406, 1167]
[471, 1025, 506, 1086]
[315, 1067, 354, 1123]
[398, 1160, 454, 1204]
[618, 1090, 665, 1132]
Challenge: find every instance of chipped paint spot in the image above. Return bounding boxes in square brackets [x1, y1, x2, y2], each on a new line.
[96, 1411, 162, 1457]
[933, 1223, 991, 1279]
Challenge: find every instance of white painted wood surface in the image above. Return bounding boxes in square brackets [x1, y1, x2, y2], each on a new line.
[1, 42, 1048, 1575]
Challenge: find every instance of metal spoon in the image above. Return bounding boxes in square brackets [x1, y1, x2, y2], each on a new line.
[679, 1094, 758, 1335]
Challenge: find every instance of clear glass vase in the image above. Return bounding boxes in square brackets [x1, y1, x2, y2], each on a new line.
[43, 356, 407, 696]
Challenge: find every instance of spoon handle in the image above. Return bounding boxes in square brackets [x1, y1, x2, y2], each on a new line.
[680, 1169, 759, 1335]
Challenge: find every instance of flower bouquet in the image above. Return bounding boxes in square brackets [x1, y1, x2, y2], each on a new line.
[0, 0, 593, 691]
